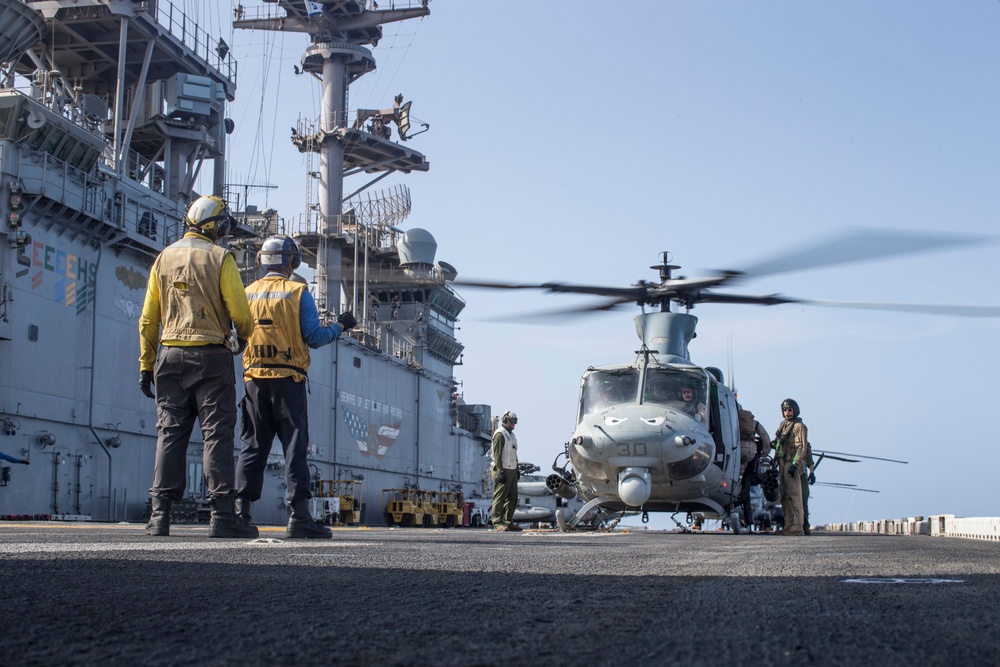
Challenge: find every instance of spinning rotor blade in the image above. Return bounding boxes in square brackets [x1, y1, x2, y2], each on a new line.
[696, 293, 1000, 318]
[793, 300, 1000, 318]
[816, 450, 908, 464]
[814, 482, 881, 493]
[730, 227, 990, 281]
[453, 278, 649, 301]
[450, 227, 997, 319]
[814, 452, 861, 464]
[489, 297, 635, 324]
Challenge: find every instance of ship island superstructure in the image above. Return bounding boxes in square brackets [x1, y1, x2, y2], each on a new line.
[0, 0, 495, 526]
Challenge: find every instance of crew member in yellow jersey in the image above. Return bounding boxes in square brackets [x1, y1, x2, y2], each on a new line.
[138, 195, 256, 538]
[235, 235, 357, 538]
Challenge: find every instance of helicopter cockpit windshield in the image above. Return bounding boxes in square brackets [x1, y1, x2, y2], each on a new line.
[642, 368, 708, 422]
[579, 368, 639, 420]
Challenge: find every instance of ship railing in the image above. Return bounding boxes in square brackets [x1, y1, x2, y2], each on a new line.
[18, 144, 183, 246]
[10, 71, 187, 205]
[152, 0, 238, 83]
[349, 320, 415, 361]
[341, 221, 403, 252]
[235, 1, 427, 23]
[9, 78, 107, 147]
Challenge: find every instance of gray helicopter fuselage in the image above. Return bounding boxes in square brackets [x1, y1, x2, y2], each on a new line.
[564, 314, 744, 521]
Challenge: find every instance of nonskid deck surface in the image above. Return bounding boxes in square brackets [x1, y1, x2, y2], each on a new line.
[3, 522, 999, 666]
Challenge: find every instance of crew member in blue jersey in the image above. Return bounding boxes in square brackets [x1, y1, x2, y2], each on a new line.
[490, 411, 521, 532]
[0, 450, 29, 465]
[139, 195, 256, 539]
[235, 235, 357, 538]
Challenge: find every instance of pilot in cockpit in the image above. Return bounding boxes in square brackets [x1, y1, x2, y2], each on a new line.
[676, 382, 707, 423]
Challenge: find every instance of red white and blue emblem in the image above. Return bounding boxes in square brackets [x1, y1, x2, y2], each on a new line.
[343, 408, 401, 459]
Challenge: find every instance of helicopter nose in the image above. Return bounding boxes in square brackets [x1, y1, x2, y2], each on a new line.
[618, 467, 651, 507]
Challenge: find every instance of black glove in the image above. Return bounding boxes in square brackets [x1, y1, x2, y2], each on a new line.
[139, 370, 155, 399]
[808, 472, 816, 485]
[338, 311, 357, 330]
[234, 338, 247, 355]
[20, 459, 29, 465]
[497, 471, 507, 484]
[788, 463, 798, 478]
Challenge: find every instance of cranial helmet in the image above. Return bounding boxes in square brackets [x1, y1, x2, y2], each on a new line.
[185, 195, 234, 240]
[502, 410, 518, 426]
[781, 398, 800, 418]
[257, 234, 302, 272]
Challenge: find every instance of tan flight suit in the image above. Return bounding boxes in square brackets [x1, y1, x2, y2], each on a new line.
[774, 418, 808, 534]
[738, 409, 772, 472]
[800, 439, 815, 531]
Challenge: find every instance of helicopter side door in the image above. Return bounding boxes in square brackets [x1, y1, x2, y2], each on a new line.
[707, 381, 740, 478]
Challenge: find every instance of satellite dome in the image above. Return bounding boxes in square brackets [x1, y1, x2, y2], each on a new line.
[397, 228, 437, 266]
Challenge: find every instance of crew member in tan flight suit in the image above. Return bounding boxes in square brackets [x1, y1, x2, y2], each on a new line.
[738, 407, 772, 474]
[774, 397, 808, 536]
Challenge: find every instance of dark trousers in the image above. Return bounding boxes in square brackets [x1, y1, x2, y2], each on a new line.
[149, 346, 237, 501]
[236, 377, 312, 504]
[800, 472, 810, 528]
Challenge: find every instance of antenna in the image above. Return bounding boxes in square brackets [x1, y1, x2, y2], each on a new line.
[223, 179, 278, 221]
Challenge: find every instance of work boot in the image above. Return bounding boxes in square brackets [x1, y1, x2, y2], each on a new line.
[235, 497, 255, 527]
[287, 499, 332, 539]
[209, 495, 258, 539]
[146, 496, 172, 536]
[506, 524, 523, 532]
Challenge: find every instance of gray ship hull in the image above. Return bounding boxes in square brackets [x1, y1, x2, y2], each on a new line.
[0, 0, 495, 526]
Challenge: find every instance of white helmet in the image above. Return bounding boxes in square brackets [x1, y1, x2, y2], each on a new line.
[257, 234, 302, 271]
[502, 410, 518, 426]
[185, 195, 233, 240]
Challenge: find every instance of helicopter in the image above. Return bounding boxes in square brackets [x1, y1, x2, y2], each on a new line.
[455, 228, 1000, 532]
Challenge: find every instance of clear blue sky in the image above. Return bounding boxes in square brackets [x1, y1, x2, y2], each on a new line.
[207, 1, 1000, 527]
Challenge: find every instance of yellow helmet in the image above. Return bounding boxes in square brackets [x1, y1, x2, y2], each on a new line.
[185, 195, 233, 239]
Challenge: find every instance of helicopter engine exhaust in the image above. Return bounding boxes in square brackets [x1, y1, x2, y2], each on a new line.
[545, 474, 576, 500]
[618, 467, 652, 507]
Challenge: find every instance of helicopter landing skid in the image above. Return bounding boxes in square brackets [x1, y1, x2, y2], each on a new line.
[558, 496, 611, 531]
[671, 513, 694, 533]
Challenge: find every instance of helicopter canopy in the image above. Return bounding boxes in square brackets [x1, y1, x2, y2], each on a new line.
[579, 367, 708, 422]
[642, 368, 708, 422]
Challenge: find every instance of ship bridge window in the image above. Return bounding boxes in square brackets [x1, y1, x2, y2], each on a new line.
[0, 106, 12, 136]
[43, 126, 67, 154]
[428, 308, 454, 328]
[579, 368, 639, 421]
[56, 135, 78, 162]
[66, 142, 93, 170]
[400, 290, 424, 303]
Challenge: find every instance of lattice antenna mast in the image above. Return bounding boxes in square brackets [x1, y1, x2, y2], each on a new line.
[235, 1, 431, 314]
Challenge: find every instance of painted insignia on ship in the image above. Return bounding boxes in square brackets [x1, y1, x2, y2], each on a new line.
[115, 265, 147, 291]
[342, 408, 401, 459]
